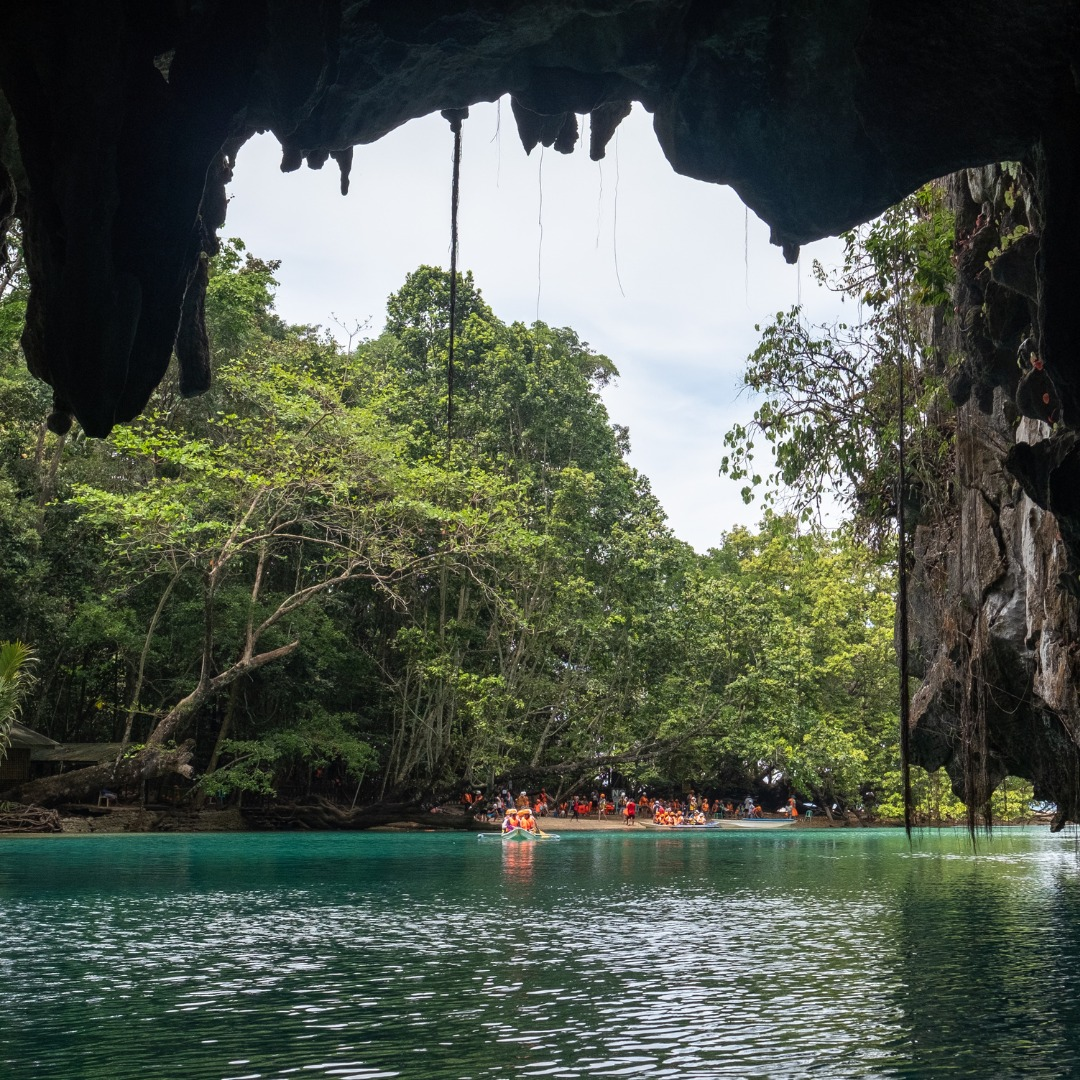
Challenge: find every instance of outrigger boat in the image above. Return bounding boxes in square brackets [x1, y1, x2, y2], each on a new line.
[713, 817, 795, 830]
[478, 827, 560, 842]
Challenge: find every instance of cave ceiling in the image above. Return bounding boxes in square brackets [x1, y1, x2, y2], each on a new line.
[0, 1, 1077, 437]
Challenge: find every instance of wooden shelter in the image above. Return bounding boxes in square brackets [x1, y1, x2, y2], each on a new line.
[0, 723, 122, 789]
[0, 721, 59, 785]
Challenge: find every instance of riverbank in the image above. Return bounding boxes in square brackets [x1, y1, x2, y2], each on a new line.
[0, 802, 1051, 835]
[1, 805, 843, 835]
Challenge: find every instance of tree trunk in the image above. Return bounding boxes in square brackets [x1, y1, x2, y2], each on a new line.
[241, 798, 483, 832]
[196, 678, 242, 806]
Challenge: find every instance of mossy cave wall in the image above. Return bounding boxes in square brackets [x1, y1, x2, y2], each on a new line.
[1, 2, 1079, 820]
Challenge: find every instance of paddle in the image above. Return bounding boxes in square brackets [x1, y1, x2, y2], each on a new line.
[524, 811, 559, 841]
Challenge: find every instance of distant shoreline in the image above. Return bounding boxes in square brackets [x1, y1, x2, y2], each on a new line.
[0, 804, 1053, 836]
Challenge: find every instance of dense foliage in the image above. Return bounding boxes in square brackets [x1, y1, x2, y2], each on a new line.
[0, 231, 1028, 818]
[720, 185, 957, 541]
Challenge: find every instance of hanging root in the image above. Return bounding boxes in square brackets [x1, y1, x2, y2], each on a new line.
[440, 108, 468, 457]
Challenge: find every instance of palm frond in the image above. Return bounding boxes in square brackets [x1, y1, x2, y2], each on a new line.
[0, 641, 38, 761]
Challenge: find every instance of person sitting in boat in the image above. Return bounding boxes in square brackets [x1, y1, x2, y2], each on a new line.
[502, 809, 521, 833]
[518, 807, 539, 833]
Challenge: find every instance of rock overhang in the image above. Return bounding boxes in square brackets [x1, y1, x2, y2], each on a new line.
[0, 0, 1076, 436]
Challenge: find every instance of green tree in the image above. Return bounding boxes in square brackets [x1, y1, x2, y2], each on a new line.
[361, 269, 690, 800]
[662, 516, 898, 809]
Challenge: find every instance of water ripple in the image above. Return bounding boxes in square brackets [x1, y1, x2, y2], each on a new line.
[1, 829, 1079, 1078]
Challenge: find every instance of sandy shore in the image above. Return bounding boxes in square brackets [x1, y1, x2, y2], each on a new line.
[532, 816, 639, 832]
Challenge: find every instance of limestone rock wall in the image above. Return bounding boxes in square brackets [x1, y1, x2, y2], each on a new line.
[910, 167, 1080, 827]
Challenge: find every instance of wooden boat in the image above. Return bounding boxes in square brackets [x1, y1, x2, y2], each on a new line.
[713, 817, 795, 830]
[477, 826, 560, 842]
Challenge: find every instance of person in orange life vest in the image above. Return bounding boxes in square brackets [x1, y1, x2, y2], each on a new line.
[786, 797, 798, 819]
[502, 809, 520, 833]
[519, 807, 538, 833]
[624, 798, 636, 825]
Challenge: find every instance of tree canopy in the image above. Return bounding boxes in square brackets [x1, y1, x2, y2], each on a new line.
[0, 231, 1027, 821]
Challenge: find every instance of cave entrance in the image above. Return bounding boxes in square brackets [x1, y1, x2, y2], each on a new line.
[224, 99, 847, 553]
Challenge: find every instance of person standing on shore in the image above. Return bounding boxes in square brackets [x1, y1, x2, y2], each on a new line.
[624, 797, 636, 826]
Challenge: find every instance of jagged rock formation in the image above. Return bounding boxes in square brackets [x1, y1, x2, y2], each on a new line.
[0, 2, 1076, 437]
[1, 2, 1080, 819]
[911, 166, 1080, 828]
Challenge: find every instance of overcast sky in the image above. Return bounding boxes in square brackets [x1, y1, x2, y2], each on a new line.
[225, 100, 848, 552]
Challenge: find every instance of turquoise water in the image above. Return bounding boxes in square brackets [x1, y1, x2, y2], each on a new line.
[2, 828, 1079, 1079]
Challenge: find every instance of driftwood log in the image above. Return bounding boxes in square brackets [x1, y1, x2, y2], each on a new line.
[0, 803, 62, 832]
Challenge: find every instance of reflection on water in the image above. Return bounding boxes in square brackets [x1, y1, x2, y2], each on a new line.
[501, 839, 536, 882]
[1, 828, 1078, 1078]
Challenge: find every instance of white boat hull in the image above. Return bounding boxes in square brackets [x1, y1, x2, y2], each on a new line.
[478, 827, 559, 842]
[713, 818, 796, 830]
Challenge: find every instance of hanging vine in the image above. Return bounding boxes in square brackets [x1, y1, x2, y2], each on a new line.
[441, 107, 468, 459]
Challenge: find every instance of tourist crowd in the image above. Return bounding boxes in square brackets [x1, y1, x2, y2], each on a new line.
[461, 789, 802, 823]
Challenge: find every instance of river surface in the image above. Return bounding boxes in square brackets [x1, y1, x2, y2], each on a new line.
[2, 827, 1079, 1079]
